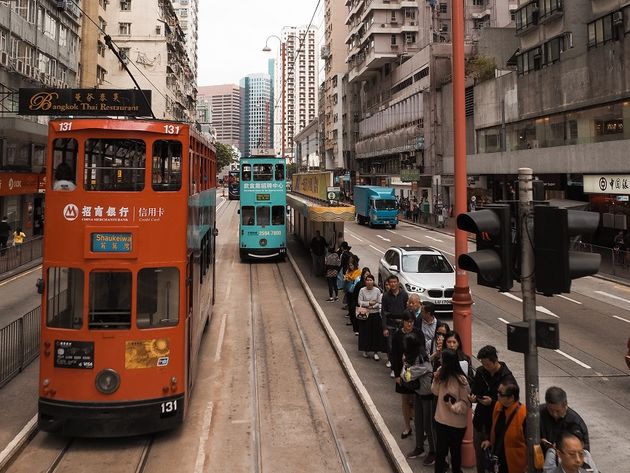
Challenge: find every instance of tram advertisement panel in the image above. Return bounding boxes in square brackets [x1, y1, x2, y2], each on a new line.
[54, 340, 95, 369]
[125, 338, 171, 369]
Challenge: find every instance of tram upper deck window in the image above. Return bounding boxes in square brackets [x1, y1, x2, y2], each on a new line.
[272, 206, 285, 225]
[274, 164, 285, 181]
[137, 267, 179, 328]
[152, 141, 182, 191]
[84, 139, 146, 191]
[242, 206, 255, 225]
[88, 271, 132, 329]
[242, 164, 251, 181]
[257, 206, 270, 226]
[253, 164, 273, 181]
[52, 139, 78, 191]
[46, 267, 84, 329]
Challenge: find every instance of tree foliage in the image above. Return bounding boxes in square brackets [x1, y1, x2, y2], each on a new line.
[466, 55, 497, 84]
[215, 142, 238, 170]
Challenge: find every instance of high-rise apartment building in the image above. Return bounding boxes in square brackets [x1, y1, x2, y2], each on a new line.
[198, 84, 242, 151]
[172, 0, 198, 81]
[104, 0, 196, 121]
[80, 0, 109, 87]
[275, 25, 318, 160]
[240, 73, 273, 157]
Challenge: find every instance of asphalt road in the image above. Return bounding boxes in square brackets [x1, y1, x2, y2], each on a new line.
[0, 266, 42, 329]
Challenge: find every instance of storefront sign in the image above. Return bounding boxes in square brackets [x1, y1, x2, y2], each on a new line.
[0, 172, 45, 196]
[292, 172, 331, 200]
[584, 174, 630, 195]
[400, 168, 421, 182]
[19, 88, 153, 117]
[326, 186, 340, 204]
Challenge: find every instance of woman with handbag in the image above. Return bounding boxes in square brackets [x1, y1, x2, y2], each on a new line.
[431, 348, 471, 473]
[348, 267, 371, 331]
[357, 274, 386, 360]
[481, 382, 527, 473]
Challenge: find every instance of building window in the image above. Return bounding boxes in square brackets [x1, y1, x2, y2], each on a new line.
[539, 0, 562, 19]
[97, 40, 106, 57]
[587, 11, 622, 48]
[516, 47, 542, 75]
[118, 22, 131, 35]
[120, 0, 131, 11]
[96, 65, 107, 84]
[439, 3, 447, 14]
[391, 34, 397, 46]
[99, 16, 107, 32]
[543, 36, 564, 65]
[472, 0, 484, 5]
[515, 2, 539, 32]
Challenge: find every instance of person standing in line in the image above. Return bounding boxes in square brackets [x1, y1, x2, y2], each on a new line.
[431, 348, 471, 473]
[469, 345, 516, 473]
[310, 230, 327, 277]
[349, 267, 371, 331]
[481, 382, 528, 473]
[0, 216, 10, 255]
[382, 275, 409, 372]
[539, 386, 590, 454]
[357, 274, 386, 360]
[444, 331, 474, 382]
[337, 242, 353, 307]
[324, 246, 341, 302]
[543, 430, 599, 473]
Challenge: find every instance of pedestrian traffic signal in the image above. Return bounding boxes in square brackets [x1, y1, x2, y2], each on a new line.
[457, 204, 513, 292]
[534, 206, 601, 295]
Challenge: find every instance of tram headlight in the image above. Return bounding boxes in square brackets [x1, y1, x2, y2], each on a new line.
[260, 238, 267, 247]
[95, 369, 120, 394]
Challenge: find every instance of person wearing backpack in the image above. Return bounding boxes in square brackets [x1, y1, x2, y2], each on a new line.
[324, 246, 341, 302]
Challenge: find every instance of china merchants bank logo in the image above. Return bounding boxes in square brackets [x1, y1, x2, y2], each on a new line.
[63, 204, 79, 221]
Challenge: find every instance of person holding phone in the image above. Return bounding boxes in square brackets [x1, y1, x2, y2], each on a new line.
[469, 346, 516, 473]
[431, 348, 471, 473]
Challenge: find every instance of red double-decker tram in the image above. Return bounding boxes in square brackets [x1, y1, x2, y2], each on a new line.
[39, 118, 217, 437]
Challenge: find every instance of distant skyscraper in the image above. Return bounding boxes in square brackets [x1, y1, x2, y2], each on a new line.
[240, 73, 273, 157]
[198, 84, 242, 151]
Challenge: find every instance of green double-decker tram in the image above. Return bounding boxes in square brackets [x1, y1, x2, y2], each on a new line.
[239, 149, 287, 261]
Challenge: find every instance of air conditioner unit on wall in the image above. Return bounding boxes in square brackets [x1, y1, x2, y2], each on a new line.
[613, 11, 623, 25]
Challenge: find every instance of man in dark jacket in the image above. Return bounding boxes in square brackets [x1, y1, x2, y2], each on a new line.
[0, 216, 10, 255]
[540, 386, 590, 453]
[310, 230, 327, 276]
[469, 345, 516, 473]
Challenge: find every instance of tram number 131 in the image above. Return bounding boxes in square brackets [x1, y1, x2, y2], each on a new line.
[160, 400, 178, 418]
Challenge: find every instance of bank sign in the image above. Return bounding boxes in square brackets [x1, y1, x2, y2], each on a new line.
[584, 175, 630, 195]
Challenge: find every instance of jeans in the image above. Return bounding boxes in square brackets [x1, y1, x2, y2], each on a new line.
[434, 421, 466, 473]
[327, 277, 338, 298]
[414, 394, 435, 452]
[473, 426, 489, 473]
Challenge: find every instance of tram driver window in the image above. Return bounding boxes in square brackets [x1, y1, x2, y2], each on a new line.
[253, 164, 273, 181]
[257, 206, 270, 226]
[137, 267, 179, 328]
[242, 164, 251, 181]
[274, 164, 285, 181]
[88, 271, 132, 329]
[242, 206, 255, 225]
[52, 138, 78, 191]
[272, 206, 285, 225]
[152, 141, 182, 191]
[84, 139, 146, 191]
[46, 267, 84, 329]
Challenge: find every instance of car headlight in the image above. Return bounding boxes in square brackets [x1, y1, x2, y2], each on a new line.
[95, 369, 120, 394]
[404, 283, 425, 293]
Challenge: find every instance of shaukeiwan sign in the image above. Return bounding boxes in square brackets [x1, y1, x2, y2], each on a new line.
[18, 88, 152, 117]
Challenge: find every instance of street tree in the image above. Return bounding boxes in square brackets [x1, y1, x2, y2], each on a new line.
[215, 142, 238, 170]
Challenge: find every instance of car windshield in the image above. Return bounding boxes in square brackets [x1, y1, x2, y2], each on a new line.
[402, 254, 453, 273]
[374, 199, 397, 210]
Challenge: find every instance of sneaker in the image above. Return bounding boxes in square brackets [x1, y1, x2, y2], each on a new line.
[373, 353, 380, 361]
[334, 297, 339, 301]
[354, 332, 359, 336]
[406, 447, 425, 459]
[363, 352, 369, 358]
[326, 297, 334, 302]
[390, 370, 395, 378]
[422, 452, 436, 466]
[385, 361, 392, 368]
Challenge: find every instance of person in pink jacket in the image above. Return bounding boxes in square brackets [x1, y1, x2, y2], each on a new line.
[431, 348, 471, 473]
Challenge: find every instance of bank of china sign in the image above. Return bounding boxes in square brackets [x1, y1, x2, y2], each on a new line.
[584, 175, 630, 195]
[18, 88, 152, 117]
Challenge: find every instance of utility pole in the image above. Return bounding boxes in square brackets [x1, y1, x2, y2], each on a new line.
[518, 167, 541, 473]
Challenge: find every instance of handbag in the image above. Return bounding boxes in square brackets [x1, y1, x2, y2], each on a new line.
[417, 369, 433, 396]
[356, 306, 370, 321]
[401, 365, 420, 391]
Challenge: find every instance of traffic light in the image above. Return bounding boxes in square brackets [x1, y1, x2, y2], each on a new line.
[457, 204, 513, 292]
[534, 206, 601, 295]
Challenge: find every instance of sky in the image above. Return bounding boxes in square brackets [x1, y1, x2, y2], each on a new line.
[197, 0, 323, 87]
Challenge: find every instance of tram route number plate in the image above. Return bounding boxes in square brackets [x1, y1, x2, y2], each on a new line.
[54, 340, 95, 369]
[256, 193, 270, 201]
[160, 399, 178, 418]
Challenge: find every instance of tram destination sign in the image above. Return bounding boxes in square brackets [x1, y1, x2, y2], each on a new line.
[54, 340, 95, 370]
[18, 88, 153, 117]
[91, 232, 133, 253]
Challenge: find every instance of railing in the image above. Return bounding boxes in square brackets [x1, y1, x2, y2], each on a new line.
[574, 242, 630, 280]
[0, 306, 40, 389]
[0, 236, 43, 276]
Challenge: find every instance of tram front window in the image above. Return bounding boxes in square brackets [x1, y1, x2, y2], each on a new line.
[152, 141, 182, 191]
[46, 267, 84, 329]
[257, 206, 270, 226]
[274, 164, 284, 181]
[253, 164, 273, 181]
[88, 271, 132, 329]
[272, 206, 285, 225]
[242, 206, 255, 225]
[52, 139, 78, 191]
[137, 267, 179, 328]
[242, 164, 251, 181]
[84, 138, 146, 191]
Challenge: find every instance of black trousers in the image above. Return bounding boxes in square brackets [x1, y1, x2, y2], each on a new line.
[326, 277, 338, 298]
[434, 421, 466, 473]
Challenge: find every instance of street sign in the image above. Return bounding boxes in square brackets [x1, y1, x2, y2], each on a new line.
[327, 186, 340, 204]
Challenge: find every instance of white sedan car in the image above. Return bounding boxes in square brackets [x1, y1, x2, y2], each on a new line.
[378, 246, 455, 316]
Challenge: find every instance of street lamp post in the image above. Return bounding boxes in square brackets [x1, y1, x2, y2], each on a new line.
[263, 35, 286, 158]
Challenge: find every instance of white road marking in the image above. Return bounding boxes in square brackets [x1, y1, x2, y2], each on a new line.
[376, 235, 391, 242]
[386, 229, 397, 234]
[0, 415, 37, 470]
[231, 419, 249, 424]
[498, 318, 510, 324]
[214, 313, 228, 362]
[0, 265, 41, 287]
[594, 290, 630, 305]
[554, 350, 591, 369]
[500, 293, 559, 318]
[344, 230, 364, 242]
[594, 371, 610, 381]
[399, 234, 422, 244]
[425, 235, 444, 243]
[557, 294, 582, 305]
[193, 402, 214, 473]
[613, 315, 630, 324]
[369, 244, 385, 254]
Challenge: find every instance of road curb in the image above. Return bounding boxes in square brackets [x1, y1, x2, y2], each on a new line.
[0, 415, 37, 471]
[287, 251, 413, 473]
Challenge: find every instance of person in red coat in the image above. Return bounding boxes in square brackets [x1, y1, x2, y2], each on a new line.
[481, 382, 527, 473]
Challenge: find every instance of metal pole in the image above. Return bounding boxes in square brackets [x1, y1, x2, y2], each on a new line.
[451, 0, 475, 466]
[518, 167, 541, 473]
